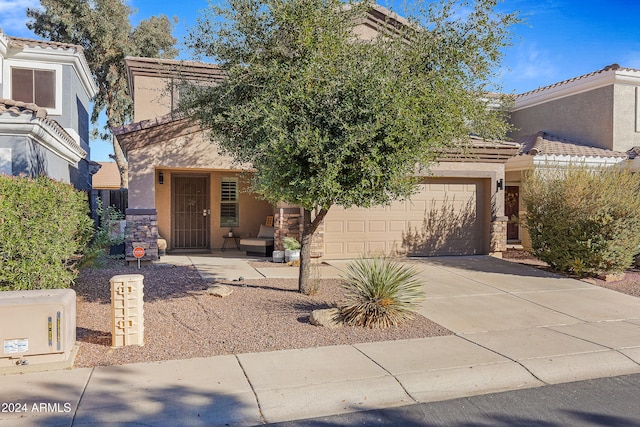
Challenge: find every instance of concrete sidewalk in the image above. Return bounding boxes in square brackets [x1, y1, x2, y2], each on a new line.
[2, 256, 640, 426]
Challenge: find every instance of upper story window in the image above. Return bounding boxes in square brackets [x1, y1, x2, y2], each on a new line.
[11, 68, 56, 108]
[2, 61, 62, 115]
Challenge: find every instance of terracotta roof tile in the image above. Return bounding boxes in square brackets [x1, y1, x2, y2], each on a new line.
[112, 113, 183, 136]
[0, 98, 86, 158]
[516, 131, 628, 159]
[8, 36, 84, 53]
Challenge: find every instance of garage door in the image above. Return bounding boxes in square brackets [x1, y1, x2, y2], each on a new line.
[322, 178, 489, 259]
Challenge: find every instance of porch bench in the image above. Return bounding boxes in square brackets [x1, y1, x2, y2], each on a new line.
[240, 224, 275, 257]
[239, 238, 274, 257]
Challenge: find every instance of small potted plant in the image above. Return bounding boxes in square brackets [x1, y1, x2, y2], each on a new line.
[283, 236, 301, 262]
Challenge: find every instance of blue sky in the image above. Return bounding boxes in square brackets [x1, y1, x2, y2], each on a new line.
[2, 0, 640, 161]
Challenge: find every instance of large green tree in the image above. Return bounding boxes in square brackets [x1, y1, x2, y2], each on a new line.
[27, 0, 178, 188]
[181, 0, 517, 294]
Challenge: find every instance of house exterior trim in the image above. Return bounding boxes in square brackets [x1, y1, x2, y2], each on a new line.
[513, 65, 640, 112]
[0, 114, 86, 165]
[6, 36, 98, 98]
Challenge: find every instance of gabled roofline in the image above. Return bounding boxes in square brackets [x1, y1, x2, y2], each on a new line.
[513, 64, 640, 111]
[4, 35, 98, 98]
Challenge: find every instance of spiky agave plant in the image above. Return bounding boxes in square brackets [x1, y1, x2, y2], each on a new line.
[338, 257, 425, 328]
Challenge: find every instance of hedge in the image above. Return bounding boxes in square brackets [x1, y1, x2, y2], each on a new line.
[0, 175, 93, 290]
[522, 165, 640, 276]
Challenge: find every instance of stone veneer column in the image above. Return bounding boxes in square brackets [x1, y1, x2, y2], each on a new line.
[273, 207, 303, 251]
[125, 209, 159, 261]
[490, 215, 508, 256]
[273, 206, 325, 258]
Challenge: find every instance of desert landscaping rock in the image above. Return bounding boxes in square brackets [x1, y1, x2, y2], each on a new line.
[72, 263, 451, 368]
[597, 272, 626, 282]
[310, 308, 343, 328]
[207, 284, 234, 297]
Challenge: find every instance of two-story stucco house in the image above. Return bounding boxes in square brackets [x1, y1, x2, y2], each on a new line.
[114, 5, 520, 262]
[0, 29, 98, 190]
[504, 64, 640, 246]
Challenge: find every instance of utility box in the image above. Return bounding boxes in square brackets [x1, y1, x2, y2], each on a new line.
[110, 274, 144, 347]
[0, 289, 76, 368]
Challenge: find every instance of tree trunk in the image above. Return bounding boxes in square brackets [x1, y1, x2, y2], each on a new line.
[110, 135, 128, 189]
[298, 207, 328, 295]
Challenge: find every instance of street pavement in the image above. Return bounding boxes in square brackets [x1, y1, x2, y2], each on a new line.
[1, 255, 639, 426]
[266, 373, 640, 426]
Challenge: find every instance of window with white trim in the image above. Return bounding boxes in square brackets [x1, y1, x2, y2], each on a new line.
[220, 177, 239, 227]
[11, 68, 56, 108]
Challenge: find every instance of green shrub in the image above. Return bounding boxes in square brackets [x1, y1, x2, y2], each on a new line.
[522, 165, 640, 276]
[338, 257, 425, 328]
[0, 175, 93, 290]
[283, 236, 301, 250]
[80, 198, 125, 267]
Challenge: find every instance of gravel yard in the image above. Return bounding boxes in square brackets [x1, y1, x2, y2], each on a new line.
[73, 251, 640, 368]
[73, 262, 451, 368]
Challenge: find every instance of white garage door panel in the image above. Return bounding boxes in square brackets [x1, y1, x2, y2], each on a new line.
[322, 178, 488, 259]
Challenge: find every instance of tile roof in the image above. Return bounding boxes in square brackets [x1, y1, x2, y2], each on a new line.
[93, 162, 122, 189]
[515, 131, 628, 159]
[112, 113, 183, 136]
[0, 98, 86, 157]
[516, 64, 640, 99]
[7, 36, 85, 54]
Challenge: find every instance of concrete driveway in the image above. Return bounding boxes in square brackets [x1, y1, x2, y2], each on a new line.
[408, 256, 640, 385]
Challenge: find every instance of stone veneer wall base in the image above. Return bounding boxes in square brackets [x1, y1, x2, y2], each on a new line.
[490, 216, 508, 255]
[125, 209, 159, 261]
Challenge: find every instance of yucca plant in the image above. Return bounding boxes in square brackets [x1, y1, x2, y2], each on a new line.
[338, 257, 425, 328]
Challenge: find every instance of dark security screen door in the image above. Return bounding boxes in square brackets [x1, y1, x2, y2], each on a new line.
[173, 176, 209, 249]
[505, 186, 519, 241]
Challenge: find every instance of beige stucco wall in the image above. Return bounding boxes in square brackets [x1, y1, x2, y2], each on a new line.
[132, 75, 173, 122]
[155, 170, 273, 250]
[353, 23, 379, 41]
[613, 83, 640, 151]
[127, 130, 240, 209]
[510, 85, 614, 149]
[127, 129, 271, 250]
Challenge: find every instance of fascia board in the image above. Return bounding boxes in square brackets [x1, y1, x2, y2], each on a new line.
[0, 116, 86, 165]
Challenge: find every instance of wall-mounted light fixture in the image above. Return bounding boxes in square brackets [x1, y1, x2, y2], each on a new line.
[496, 178, 504, 191]
[158, 171, 164, 185]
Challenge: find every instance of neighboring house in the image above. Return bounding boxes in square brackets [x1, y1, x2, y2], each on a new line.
[114, 5, 520, 261]
[505, 64, 640, 246]
[92, 161, 122, 190]
[0, 29, 98, 190]
[91, 161, 128, 223]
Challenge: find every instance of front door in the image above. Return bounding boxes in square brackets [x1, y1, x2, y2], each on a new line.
[173, 176, 210, 249]
[505, 185, 519, 241]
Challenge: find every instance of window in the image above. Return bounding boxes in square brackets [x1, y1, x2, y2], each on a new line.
[220, 177, 239, 227]
[11, 68, 56, 108]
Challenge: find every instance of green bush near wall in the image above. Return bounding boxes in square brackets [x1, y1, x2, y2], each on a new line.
[0, 175, 93, 290]
[522, 165, 640, 276]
